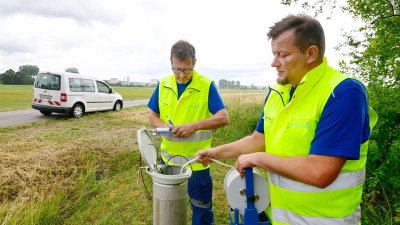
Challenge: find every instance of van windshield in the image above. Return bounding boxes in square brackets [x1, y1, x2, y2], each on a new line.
[35, 73, 61, 90]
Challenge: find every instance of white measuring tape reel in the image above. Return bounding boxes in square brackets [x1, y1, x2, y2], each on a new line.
[224, 167, 270, 215]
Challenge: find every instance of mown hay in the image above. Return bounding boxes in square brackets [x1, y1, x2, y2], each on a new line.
[0, 107, 149, 204]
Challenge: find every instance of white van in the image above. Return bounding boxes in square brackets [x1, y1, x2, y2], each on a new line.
[32, 71, 123, 118]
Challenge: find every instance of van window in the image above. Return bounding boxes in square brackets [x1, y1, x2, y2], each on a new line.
[97, 81, 110, 93]
[82, 79, 95, 92]
[69, 78, 95, 92]
[69, 78, 81, 92]
[34, 73, 61, 90]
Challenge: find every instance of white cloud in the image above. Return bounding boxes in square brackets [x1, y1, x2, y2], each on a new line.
[0, 0, 125, 25]
[0, 0, 359, 86]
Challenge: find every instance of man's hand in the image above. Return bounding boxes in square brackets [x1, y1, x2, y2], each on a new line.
[234, 153, 263, 178]
[195, 149, 217, 167]
[172, 123, 197, 138]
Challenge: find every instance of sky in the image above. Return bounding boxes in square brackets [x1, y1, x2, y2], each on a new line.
[0, 0, 356, 86]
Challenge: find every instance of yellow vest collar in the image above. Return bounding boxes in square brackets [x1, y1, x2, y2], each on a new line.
[164, 70, 203, 92]
[298, 57, 328, 87]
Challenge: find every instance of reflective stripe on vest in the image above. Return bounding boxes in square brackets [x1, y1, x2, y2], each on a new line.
[268, 167, 365, 192]
[160, 131, 212, 168]
[162, 130, 212, 142]
[272, 206, 361, 225]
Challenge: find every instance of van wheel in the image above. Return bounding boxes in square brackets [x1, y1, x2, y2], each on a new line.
[70, 103, 84, 118]
[113, 101, 122, 111]
[40, 109, 52, 115]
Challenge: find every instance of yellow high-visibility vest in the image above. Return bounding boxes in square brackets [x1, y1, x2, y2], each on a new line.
[263, 58, 378, 225]
[159, 70, 213, 171]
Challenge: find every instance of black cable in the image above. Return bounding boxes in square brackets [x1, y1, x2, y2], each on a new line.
[139, 143, 161, 201]
[139, 151, 152, 201]
[188, 162, 194, 207]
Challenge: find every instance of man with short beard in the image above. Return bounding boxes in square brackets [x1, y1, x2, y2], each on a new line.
[196, 14, 378, 225]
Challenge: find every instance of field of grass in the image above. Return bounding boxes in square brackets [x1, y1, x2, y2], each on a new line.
[0, 85, 156, 112]
[0, 92, 268, 225]
[1, 85, 394, 224]
[0, 85, 266, 112]
[0, 85, 34, 112]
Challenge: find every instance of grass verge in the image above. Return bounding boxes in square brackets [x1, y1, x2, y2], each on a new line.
[0, 93, 266, 225]
[1, 91, 395, 224]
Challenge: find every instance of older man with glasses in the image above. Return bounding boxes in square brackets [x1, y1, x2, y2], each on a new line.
[147, 40, 229, 225]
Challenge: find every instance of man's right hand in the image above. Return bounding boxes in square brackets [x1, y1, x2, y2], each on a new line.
[195, 149, 216, 167]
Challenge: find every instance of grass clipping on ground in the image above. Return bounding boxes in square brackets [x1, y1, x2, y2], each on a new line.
[0, 93, 267, 224]
[0, 107, 149, 204]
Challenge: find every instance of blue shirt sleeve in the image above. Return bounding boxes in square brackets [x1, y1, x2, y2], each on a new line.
[256, 111, 265, 133]
[310, 79, 370, 160]
[208, 82, 226, 114]
[147, 83, 160, 114]
[256, 92, 271, 133]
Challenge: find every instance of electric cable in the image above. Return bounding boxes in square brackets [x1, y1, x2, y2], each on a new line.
[174, 137, 195, 206]
[179, 157, 236, 209]
[179, 157, 199, 174]
[139, 151, 152, 201]
[180, 157, 234, 174]
[210, 158, 234, 168]
[135, 166, 147, 186]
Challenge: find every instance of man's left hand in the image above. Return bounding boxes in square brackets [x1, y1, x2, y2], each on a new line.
[171, 124, 197, 138]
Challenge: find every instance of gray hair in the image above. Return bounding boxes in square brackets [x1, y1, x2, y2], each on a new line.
[170, 40, 196, 62]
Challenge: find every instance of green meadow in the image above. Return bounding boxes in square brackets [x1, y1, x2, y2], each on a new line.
[0, 92, 267, 225]
[0, 85, 156, 112]
[0, 84, 396, 224]
[0, 85, 265, 112]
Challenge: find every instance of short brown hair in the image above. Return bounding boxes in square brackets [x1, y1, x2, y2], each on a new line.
[267, 14, 325, 60]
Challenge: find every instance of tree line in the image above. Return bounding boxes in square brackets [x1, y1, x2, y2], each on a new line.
[0, 65, 38, 85]
[0, 66, 265, 90]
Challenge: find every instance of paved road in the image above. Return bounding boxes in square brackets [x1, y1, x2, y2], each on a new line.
[0, 99, 149, 128]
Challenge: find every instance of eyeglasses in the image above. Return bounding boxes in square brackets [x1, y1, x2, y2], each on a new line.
[172, 68, 193, 75]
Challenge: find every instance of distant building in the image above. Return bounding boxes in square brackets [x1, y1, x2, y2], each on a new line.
[132, 82, 148, 87]
[242, 85, 268, 90]
[109, 78, 119, 84]
[107, 78, 158, 87]
[149, 79, 159, 86]
[119, 81, 128, 86]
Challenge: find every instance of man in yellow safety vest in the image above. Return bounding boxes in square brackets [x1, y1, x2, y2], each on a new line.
[196, 14, 378, 225]
[148, 40, 229, 225]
